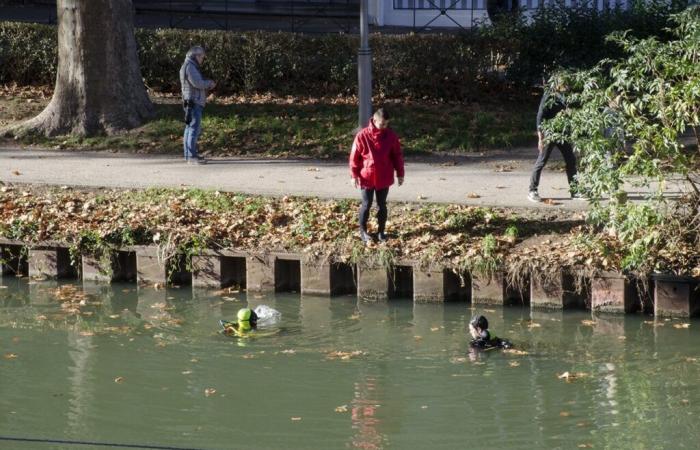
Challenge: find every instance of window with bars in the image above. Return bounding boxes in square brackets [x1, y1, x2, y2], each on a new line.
[393, 0, 486, 10]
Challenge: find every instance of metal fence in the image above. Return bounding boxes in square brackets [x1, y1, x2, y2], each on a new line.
[0, 0, 360, 33]
[393, 0, 488, 30]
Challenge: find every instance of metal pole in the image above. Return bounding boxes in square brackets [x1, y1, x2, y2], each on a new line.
[358, 0, 372, 128]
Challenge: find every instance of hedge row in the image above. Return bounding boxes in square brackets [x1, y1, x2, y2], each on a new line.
[0, 1, 685, 101]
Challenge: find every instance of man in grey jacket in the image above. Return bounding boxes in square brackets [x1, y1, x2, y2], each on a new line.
[180, 46, 216, 164]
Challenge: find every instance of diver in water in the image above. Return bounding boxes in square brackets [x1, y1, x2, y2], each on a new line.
[220, 308, 258, 336]
[468, 315, 512, 349]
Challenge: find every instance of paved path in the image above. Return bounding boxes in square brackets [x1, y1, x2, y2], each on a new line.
[0, 146, 683, 210]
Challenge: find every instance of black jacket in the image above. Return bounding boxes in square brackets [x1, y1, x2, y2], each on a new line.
[536, 91, 565, 132]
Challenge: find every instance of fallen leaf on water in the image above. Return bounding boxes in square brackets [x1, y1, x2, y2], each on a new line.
[291, 417, 302, 421]
[421, 405, 428, 409]
[348, 314, 360, 320]
[204, 388, 217, 397]
[114, 377, 125, 384]
[673, 323, 691, 329]
[581, 320, 596, 326]
[242, 354, 256, 359]
[558, 371, 589, 382]
[79, 331, 95, 336]
[560, 411, 571, 417]
[483, 309, 496, 313]
[281, 349, 296, 354]
[326, 350, 366, 360]
[578, 444, 593, 448]
[681, 399, 690, 405]
[182, 370, 192, 375]
[685, 357, 698, 362]
[528, 322, 541, 329]
[109, 314, 120, 319]
[334, 405, 348, 413]
[509, 361, 520, 367]
[466, 193, 481, 199]
[503, 349, 529, 356]
[4, 353, 18, 359]
[414, 335, 423, 341]
[618, 336, 626, 340]
[450, 357, 467, 364]
[430, 327, 440, 332]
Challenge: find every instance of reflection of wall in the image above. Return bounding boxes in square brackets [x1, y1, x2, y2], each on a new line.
[300, 296, 332, 334]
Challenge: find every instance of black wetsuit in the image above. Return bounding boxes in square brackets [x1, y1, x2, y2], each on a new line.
[470, 329, 512, 349]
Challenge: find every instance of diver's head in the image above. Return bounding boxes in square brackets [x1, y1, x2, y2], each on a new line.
[237, 308, 258, 330]
[470, 315, 488, 331]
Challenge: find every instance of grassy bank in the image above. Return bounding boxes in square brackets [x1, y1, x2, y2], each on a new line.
[0, 86, 536, 158]
[1, 185, 697, 287]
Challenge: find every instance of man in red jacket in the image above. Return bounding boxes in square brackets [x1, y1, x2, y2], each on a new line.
[349, 108, 405, 244]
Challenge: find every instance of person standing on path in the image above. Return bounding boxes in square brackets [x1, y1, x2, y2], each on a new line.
[528, 83, 583, 202]
[349, 108, 405, 244]
[179, 46, 216, 165]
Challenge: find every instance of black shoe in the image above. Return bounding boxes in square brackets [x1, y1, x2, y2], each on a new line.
[377, 232, 388, 242]
[360, 230, 372, 244]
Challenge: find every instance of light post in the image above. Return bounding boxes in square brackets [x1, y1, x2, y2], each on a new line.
[358, 0, 372, 128]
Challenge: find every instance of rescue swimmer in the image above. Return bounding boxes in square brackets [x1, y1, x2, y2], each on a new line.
[220, 308, 258, 337]
[468, 315, 512, 350]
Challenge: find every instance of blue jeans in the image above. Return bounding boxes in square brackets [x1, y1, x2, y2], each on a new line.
[183, 104, 203, 160]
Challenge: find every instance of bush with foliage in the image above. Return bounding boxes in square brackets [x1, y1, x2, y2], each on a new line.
[544, 6, 699, 275]
[0, 1, 687, 100]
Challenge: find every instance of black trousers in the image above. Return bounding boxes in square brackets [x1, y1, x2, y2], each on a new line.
[529, 142, 577, 192]
[359, 188, 389, 233]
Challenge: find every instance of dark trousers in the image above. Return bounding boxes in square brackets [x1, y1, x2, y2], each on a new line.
[359, 188, 389, 233]
[529, 142, 577, 192]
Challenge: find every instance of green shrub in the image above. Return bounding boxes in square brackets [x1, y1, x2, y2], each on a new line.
[0, 1, 686, 100]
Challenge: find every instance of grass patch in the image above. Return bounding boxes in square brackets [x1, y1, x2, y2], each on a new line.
[0, 88, 536, 158]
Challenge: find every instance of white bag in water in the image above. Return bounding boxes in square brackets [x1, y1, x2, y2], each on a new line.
[254, 305, 281, 325]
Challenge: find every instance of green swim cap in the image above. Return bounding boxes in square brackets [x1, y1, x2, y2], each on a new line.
[237, 308, 252, 322]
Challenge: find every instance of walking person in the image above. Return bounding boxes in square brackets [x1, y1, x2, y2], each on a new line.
[349, 108, 405, 244]
[528, 82, 583, 202]
[180, 46, 216, 165]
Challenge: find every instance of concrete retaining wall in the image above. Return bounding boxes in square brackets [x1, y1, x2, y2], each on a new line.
[1, 239, 698, 317]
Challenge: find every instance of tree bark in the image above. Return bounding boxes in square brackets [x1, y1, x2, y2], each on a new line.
[18, 0, 153, 137]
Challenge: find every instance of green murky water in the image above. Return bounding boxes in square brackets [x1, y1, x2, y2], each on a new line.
[1, 278, 700, 450]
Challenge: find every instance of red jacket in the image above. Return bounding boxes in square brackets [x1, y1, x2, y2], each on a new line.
[349, 119, 405, 190]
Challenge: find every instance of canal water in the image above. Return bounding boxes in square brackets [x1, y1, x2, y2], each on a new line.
[1, 278, 700, 450]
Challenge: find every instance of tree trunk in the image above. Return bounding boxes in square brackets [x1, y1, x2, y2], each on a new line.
[19, 0, 153, 137]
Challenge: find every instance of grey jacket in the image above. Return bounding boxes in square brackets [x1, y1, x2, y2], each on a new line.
[179, 55, 214, 107]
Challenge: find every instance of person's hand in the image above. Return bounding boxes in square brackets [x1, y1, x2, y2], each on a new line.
[351, 177, 360, 189]
[398, 177, 404, 186]
[537, 131, 544, 153]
